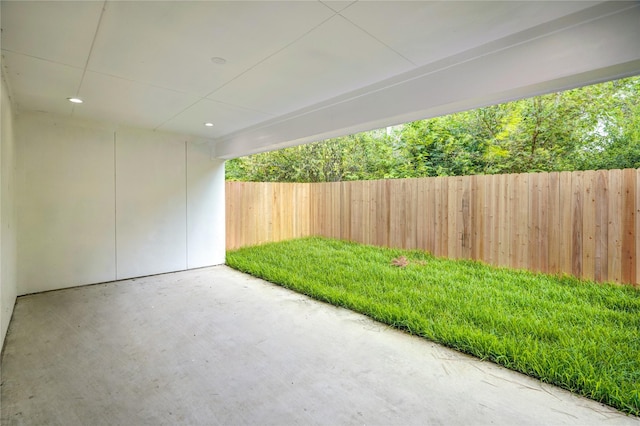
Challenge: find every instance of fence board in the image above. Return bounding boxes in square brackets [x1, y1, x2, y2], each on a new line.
[483, 175, 495, 264]
[406, 179, 419, 250]
[608, 169, 622, 282]
[447, 177, 458, 258]
[389, 179, 403, 248]
[529, 173, 540, 271]
[571, 172, 584, 277]
[471, 175, 483, 260]
[498, 174, 509, 267]
[462, 176, 469, 258]
[538, 173, 550, 273]
[594, 171, 608, 282]
[516, 173, 530, 270]
[636, 169, 640, 287]
[434, 177, 445, 257]
[622, 169, 636, 283]
[547, 172, 560, 274]
[582, 171, 596, 281]
[559, 172, 573, 276]
[227, 168, 640, 285]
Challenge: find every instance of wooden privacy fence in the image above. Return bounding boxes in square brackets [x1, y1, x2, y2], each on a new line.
[226, 182, 311, 250]
[226, 168, 640, 286]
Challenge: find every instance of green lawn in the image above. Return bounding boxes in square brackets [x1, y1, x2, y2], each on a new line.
[226, 237, 640, 416]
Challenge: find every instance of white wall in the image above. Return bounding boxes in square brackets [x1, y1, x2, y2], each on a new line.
[115, 127, 187, 279]
[16, 113, 225, 295]
[187, 142, 225, 269]
[1, 71, 18, 348]
[17, 114, 116, 292]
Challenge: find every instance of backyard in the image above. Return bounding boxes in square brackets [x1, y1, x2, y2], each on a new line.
[227, 237, 640, 416]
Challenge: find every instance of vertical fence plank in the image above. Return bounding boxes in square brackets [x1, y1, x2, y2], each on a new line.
[303, 183, 310, 238]
[325, 182, 333, 238]
[366, 180, 376, 246]
[319, 182, 327, 238]
[559, 172, 573, 276]
[483, 174, 495, 264]
[421, 178, 436, 253]
[317, 182, 326, 238]
[498, 173, 510, 267]
[529, 173, 541, 272]
[251, 182, 261, 245]
[266, 182, 274, 244]
[241, 182, 249, 245]
[389, 179, 403, 248]
[622, 169, 636, 284]
[471, 175, 483, 261]
[416, 178, 427, 251]
[225, 182, 233, 249]
[582, 171, 597, 281]
[308, 183, 316, 236]
[490, 175, 498, 264]
[594, 171, 609, 282]
[538, 173, 550, 273]
[340, 182, 350, 241]
[352, 181, 363, 244]
[516, 174, 525, 268]
[405, 179, 419, 249]
[572, 172, 584, 278]
[225, 182, 231, 249]
[447, 176, 458, 258]
[608, 169, 622, 282]
[272, 183, 281, 242]
[331, 182, 343, 238]
[441, 176, 450, 258]
[547, 172, 560, 274]
[376, 180, 388, 247]
[461, 176, 472, 259]
[323, 182, 332, 238]
[451, 176, 460, 259]
[321, 182, 329, 239]
[365, 180, 374, 246]
[433, 178, 441, 256]
[433, 177, 443, 257]
[636, 169, 640, 287]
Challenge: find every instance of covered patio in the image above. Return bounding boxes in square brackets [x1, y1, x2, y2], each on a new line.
[2, 1, 640, 423]
[2, 266, 637, 425]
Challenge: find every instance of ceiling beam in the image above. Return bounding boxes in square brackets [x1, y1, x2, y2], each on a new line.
[214, 2, 640, 159]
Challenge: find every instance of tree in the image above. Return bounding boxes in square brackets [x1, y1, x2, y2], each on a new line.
[225, 132, 395, 182]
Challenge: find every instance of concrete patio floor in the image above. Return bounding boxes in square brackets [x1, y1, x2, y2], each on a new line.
[1, 266, 638, 425]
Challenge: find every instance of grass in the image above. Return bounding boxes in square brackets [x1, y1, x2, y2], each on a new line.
[226, 237, 640, 416]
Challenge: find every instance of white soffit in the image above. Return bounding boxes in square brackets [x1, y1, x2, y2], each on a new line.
[1, 51, 81, 115]
[1, 1, 639, 159]
[0, 1, 103, 68]
[87, 1, 334, 96]
[158, 99, 274, 139]
[320, 1, 357, 14]
[208, 14, 414, 116]
[340, 1, 601, 66]
[73, 71, 201, 131]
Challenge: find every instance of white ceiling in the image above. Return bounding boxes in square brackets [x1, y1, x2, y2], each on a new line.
[2, 1, 640, 158]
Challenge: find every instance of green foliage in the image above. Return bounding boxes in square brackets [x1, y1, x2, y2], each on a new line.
[227, 237, 640, 416]
[393, 76, 640, 176]
[226, 76, 640, 181]
[226, 132, 395, 182]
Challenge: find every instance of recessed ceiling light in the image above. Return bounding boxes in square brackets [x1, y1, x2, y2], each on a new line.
[210, 57, 227, 65]
[67, 97, 83, 104]
[204, 122, 214, 127]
